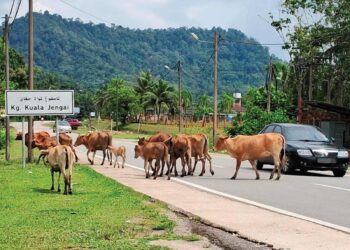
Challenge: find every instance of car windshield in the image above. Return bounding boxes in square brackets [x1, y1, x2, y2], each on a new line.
[58, 120, 70, 126]
[283, 126, 329, 142]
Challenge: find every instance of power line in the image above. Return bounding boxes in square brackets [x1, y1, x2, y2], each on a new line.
[8, 0, 16, 17]
[58, 0, 112, 24]
[10, 0, 22, 26]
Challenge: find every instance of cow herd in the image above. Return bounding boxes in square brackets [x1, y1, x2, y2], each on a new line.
[16, 129, 286, 195]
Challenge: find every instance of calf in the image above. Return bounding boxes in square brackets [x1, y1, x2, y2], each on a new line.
[134, 142, 171, 180]
[40, 145, 75, 194]
[214, 133, 285, 180]
[108, 145, 126, 168]
[189, 134, 214, 176]
[164, 135, 192, 177]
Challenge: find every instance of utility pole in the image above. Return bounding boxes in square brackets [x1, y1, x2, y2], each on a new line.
[308, 62, 313, 101]
[4, 14, 10, 160]
[267, 56, 272, 113]
[28, 0, 34, 162]
[213, 31, 219, 144]
[177, 60, 182, 132]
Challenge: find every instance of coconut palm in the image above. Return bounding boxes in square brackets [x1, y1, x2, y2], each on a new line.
[143, 79, 175, 122]
[181, 89, 193, 115]
[134, 71, 154, 115]
[219, 92, 234, 113]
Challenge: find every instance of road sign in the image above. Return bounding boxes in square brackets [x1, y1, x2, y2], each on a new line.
[5, 90, 74, 116]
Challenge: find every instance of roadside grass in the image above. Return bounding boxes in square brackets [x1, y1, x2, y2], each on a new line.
[0, 136, 196, 249]
[73, 118, 228, 148]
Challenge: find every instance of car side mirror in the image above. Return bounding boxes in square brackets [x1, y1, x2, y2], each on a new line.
[331, 137, 335, 143]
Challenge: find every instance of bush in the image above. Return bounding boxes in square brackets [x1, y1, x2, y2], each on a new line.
[226, 105, 292, 136]
[0, 129, 5, 150]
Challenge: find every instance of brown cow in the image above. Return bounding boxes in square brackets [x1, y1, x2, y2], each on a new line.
[189, 134, 214, 176]
[134, 142, 171, 180]
[214, 133, 285, 180]
[137, 132, 172, 146]
[40, 145, 75, 195]
[108, 145, 126, 168]
[16, 131, 50, 148]
[74, 132, 112, 165]
[165, 135, 192, 177]
[36, 133, 78, 164]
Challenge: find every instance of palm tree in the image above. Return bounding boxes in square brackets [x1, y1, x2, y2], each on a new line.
[181, 89, 193, 115]
[143, 79, 175, 122]
[219, 92, 234, 113]
[134, 71, 153, 116]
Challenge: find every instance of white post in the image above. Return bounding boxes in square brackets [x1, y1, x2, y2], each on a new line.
[56, 117, 59, 144]
[22, 117, 26, 168]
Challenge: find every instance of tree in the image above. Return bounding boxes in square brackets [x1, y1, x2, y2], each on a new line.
[181, 89, 193, 115]
[194, 94, 213, 119]
[143, 79, 175, 122]
[219, 92, 234, 113]
[270, 0, 350, 107]
[134, 71, 153, 115]
[227, 87, 293, 136]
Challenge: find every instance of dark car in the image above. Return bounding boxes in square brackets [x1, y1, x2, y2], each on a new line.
[66, 118, 81, 130]
[258, 123, 349, 177]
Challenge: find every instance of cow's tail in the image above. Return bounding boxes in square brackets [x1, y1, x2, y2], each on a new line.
[279, 134, 286, 164]
[64, 147, 69, 170]
[108, 133, 113, 164]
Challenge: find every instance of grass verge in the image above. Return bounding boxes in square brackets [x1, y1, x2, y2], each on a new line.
[0, 137, 185, 249]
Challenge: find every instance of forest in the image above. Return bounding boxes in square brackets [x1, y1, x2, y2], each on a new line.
[7, 11, 271, 95]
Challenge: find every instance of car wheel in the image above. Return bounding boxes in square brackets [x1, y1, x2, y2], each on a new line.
[282, 156, 294, 174]
[256, 161, 263, 170]
[333, 169, 346, 177]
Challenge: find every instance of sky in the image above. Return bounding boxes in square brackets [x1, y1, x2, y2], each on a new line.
[0, 0, 289, 60]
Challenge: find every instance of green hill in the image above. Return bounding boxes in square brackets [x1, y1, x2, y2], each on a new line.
[8, 11, 270, 94]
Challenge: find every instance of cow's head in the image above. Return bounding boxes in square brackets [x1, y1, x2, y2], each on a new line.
[214, 136, 228, 151]
[74, 135, 85, 147]
[134, 145, 142, 158]
[15, 132, 23, 140]
[137, 137, 147, 146]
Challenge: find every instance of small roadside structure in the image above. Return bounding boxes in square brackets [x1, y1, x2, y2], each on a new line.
[302, 101, 350, 147]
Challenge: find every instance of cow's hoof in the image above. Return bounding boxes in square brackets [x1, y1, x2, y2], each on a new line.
[64, 192, 68, 195]
[68, 191, 73, 195]
[275, 177, 280, 181]
[230, 176, 236, 180]
[153, 177, 157, 180]
[50, 187, 54, 191]
[57, 189, 61, 193]
[256, 176, 260, 180]
[211, 171, 215, 176]
[167, 177, 170, 180]
[269, 175, 273, 180]
[146, 175, 149, 179]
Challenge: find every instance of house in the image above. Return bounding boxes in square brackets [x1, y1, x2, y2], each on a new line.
[302, 101, 350, 147]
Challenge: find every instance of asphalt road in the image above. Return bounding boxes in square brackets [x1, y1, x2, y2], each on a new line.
[12, 121, 350, 231]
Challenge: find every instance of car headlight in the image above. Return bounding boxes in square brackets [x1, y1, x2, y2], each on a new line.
[338, 150, 349, 158]
[297, 149, 313, 156]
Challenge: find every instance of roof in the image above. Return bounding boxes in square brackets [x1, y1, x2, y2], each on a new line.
[268, 123, 315, 128]
[305, 101, 350, 116]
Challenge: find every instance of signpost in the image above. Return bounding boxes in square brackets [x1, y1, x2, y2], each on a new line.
[5, 90, 74, 167]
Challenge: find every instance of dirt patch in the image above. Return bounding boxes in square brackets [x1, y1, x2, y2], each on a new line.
[150, 206, 272, 250]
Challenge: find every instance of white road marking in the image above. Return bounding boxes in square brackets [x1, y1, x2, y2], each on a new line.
[212, 164, 225, 168]
[314, 183, 350, 192]
[77, 150, 350, 234]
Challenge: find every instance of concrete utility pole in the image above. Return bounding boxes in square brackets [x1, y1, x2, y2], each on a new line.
[213, 31, 219, 144]
[4, 14, 10, 160]
[28, 0, 34, 162]
[177, 60, 182, 133]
